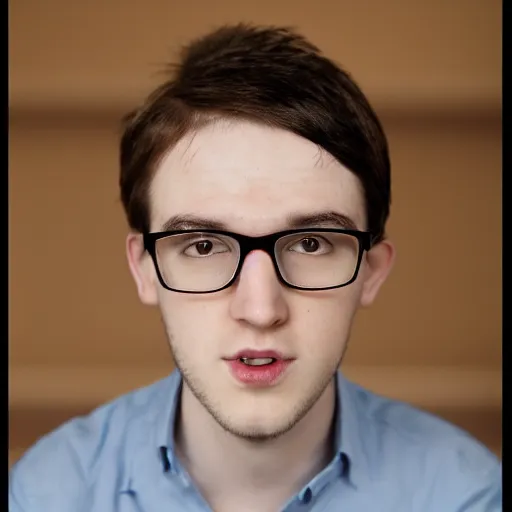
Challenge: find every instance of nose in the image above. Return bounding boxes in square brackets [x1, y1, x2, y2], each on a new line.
[229, 250, 289, 329]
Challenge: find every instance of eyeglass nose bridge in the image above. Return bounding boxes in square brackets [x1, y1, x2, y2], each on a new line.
[233, 232, 288, 286]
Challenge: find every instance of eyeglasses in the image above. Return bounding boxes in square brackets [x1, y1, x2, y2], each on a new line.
[143, 228, 374, 294]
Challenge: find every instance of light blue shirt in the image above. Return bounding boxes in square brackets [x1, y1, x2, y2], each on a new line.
[9, 370, 502, 511]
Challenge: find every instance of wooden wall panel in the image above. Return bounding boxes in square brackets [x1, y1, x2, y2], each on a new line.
[9, 0, 501, 114]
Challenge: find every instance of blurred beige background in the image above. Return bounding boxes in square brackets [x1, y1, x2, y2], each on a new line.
[9, 0, 502, 465]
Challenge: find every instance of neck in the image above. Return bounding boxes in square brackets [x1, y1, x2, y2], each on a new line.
[174, 378, 337, 511]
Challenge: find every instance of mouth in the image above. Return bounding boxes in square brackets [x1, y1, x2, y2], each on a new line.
[224, 350, 295, 386]
[239, 356, 278, 366]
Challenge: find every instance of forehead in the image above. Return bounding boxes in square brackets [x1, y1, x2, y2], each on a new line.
[149, 120, 366, 234]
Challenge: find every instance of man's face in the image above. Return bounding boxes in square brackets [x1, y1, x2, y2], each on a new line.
[128, 119, 391, 440]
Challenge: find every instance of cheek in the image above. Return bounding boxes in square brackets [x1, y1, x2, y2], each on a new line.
[292, 291, 361, 351]
[157, 294, 226, 348]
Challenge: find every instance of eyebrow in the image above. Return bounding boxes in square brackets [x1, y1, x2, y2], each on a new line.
[160, 210, 359, 233]
[286, 211, 358, 230]
[161, 214, 229, 231]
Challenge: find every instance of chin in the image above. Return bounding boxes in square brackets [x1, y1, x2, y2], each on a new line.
[222, 415, 298, 442]
[216, 396, 305, 439]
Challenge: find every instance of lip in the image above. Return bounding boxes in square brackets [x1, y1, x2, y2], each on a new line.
[225, 358, 294, 386]
[224, 350, 295, 387]
[225, 349, 291, 361]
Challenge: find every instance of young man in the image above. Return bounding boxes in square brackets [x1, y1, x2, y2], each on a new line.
[9, 24, 501, 512]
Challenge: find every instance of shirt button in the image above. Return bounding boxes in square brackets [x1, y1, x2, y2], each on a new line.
[302, 487, 312, 504]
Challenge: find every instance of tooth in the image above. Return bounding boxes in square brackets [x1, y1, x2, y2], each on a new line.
[241, 357, 274, 366]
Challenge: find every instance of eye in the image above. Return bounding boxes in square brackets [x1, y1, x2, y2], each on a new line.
[289, 236, 332, 255]
[183, 238, 229, 257]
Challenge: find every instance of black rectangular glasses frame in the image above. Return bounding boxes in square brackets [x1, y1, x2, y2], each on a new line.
[143, 228, 374, 293]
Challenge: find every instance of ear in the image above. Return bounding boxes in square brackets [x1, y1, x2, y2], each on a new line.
[359, 239, 395, 307]
[126, 232, 159, 306]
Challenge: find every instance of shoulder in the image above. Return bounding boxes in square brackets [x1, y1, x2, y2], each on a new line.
[9, 373, 177, 511]
[344, 378, 502, 509]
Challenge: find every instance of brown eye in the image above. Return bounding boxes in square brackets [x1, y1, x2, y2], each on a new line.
[286, 235, 332, 256]
[183, 238, 230, 257]
[195, 241, 213, 255]
[301, 238, 320, 252]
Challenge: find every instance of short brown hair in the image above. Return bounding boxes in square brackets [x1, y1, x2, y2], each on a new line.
[120, 23, 391, 242]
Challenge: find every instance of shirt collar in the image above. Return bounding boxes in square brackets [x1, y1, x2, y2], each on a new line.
[154, 370, 183, 474]
[150, 369, 370, 485]
[335, 371, 372, 488]
[118, 370, 182, 495]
